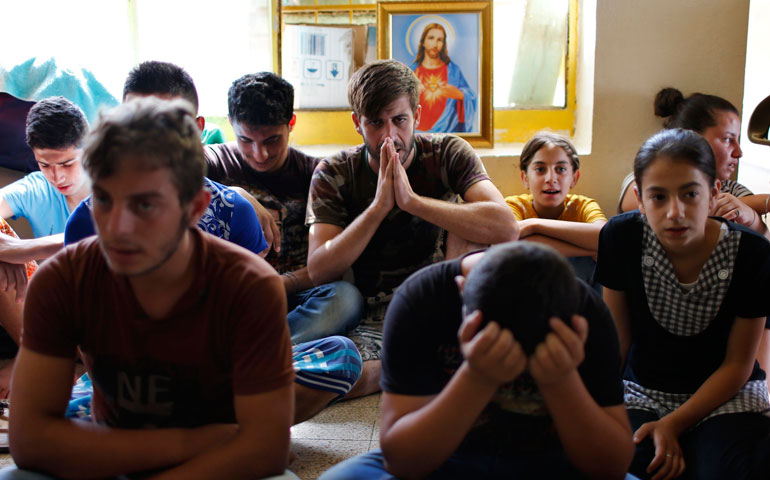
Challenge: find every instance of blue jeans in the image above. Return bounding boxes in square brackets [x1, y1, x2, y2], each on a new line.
[318, 449, 642, 480]
[0, 466, 301, 479]
[287, 281, 363, 344]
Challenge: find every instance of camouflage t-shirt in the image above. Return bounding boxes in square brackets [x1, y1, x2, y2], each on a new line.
[306, 133, 489, 296]
[204, 143, 319, 274]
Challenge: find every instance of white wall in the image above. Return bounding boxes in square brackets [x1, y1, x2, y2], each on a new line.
[485, 0, 750, 215]
[738, 0, 770, 195]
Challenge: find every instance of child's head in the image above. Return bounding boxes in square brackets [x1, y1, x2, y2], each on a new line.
[655, 88, 741, 183]
[228, 72, 294, 128]
[519, 132, 580, 218]
[123, 61, 200, 114]
[26, 96, 88, 151]
[25, 96, 89, 197]
[83, 97, 205, 207]
[633, 128, 719, 252]
[462, 242, 579, 355]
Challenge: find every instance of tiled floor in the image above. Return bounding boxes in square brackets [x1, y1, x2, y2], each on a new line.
[0, 413, 10, 469]
[0, 394, 383, 479]
[290, 393, 381, 479]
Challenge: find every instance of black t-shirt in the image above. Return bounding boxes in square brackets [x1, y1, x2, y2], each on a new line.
[204, 144, 318, 273]
[381, 256, 624, 455]
[595, 213, 770, 393]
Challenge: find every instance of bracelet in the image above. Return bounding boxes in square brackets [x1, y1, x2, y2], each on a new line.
[282, 271, 300, 292]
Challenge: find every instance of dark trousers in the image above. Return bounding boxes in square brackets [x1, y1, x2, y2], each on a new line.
[628, 409, 770, 480]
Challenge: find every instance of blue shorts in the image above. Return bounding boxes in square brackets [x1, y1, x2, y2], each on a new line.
[66, 336, 362, 420]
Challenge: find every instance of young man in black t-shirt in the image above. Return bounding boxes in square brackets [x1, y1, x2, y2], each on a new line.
[204, 73, 363, 351]
[320, 242, 634, 479]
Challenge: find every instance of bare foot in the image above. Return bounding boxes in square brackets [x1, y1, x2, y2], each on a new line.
[344, 360, 381, 400]
[294, 384, 337, 424]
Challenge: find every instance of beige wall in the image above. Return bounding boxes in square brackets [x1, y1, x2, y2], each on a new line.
[485, 0, 750, 216]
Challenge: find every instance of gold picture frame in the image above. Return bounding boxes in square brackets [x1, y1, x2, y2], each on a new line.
[377, 1, 493, 147]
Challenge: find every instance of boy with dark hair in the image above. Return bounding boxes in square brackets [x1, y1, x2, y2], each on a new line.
[0, 97, 89, 393]
[204, 72, 364, 348]
[25, 97, 89, 150]
[462, 242, 580, 355]
[320, 242, 634, 479]
[4, 98, 299, 479]
[227, 71, 293, 127]
[306, 59, 517, 391]
[0, 96, 90, 238]
[122, 60, 224, 145]
[123, 61, 200, 112]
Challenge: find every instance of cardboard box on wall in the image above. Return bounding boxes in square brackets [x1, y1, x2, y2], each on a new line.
[282, 23, 370, 109]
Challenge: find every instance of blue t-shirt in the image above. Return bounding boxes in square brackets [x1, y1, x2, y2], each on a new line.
[0, 171, 70, 237]
[64, 178, 268, 255]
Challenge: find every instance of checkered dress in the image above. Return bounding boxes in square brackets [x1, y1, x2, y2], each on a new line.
[625, 219, 770, 421]
[625, 379, 770, 422]
[641, 221, 736, 337]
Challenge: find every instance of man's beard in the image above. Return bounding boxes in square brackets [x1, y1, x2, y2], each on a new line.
[101, 212, 191, 278]
[365, 136, 415, 166]
[133, 213, 190, 277]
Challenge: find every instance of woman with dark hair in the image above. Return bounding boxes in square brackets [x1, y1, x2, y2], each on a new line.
[599, 128, 770, 480]
[617, 88, 767, 237]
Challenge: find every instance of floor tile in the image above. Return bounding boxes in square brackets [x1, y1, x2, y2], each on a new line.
[338, 392, 381, 410]
[292, 406, 377, 440]
[371, 416, 380, 442]
[290, 438, 372, 480]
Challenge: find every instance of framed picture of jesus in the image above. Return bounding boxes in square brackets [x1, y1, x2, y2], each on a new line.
[378, 1, 493, 147]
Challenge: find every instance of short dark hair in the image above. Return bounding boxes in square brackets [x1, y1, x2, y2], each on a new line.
[634, 128, 717, 191]
[25, 96, 88, 150]
[228, 72, 294, 127]
[519, 131, 580, 172]
[347, 60, 420, 119]
[123, 61, 199, 113]
[654, 87, 739, 134]
[83, 97, 204, 206]
[462, 242, 580, 355]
